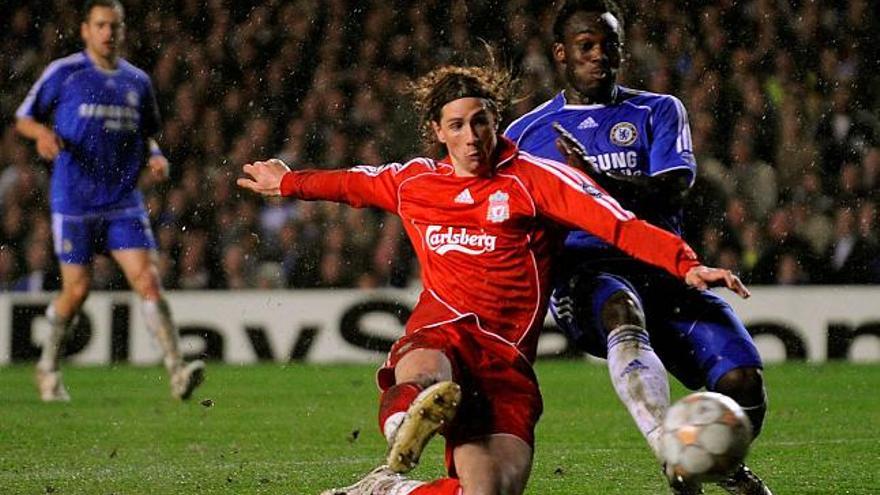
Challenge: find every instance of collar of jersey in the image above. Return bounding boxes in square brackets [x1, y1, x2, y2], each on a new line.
[437, 135, 518, 174]
[82, 50, 121, 76]
[559, 85, 620, 109]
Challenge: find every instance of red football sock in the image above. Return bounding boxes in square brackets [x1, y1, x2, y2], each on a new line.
[409, 478, 461, 494]
[378, 382, 423, 439]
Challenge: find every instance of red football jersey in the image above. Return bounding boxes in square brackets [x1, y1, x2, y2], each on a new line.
[280, 137, 699, 363]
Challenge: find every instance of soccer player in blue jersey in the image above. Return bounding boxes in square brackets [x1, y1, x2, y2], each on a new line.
[505, 1, 771, 494]
[15, 0, 204, 402]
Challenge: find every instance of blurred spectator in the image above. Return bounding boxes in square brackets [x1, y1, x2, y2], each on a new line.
[727, 122, 778, 221]
[11, 236, 59, 293]
[775, 253, 811, 286]
[256, 262, 284, 289]
[775, 95, 819, 192]
[815, 88, 876, 185]
[863, 148, 880, 196]
[739, 222, 764, 277]
[791, 200, 833, 256]
[824, 206, 878, 284]
[0, 245, 20, 290]
[177, 230, 211, 289]
[751, 208, 818, 284]
[220, 244, 256, 289]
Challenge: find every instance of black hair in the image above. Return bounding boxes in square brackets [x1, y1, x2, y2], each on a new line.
[83, 0, 124, 22]
[553, 0, 625, 43]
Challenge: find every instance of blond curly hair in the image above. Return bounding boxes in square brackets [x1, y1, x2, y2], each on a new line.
[409, 63, 515, 153]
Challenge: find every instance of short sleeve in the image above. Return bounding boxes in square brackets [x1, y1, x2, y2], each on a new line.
[648, 95, 696, 184]
[16, 62, 67, 122]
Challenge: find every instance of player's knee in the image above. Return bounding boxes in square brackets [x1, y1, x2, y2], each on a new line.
[491, 440, 531, 495]
[714, 367, 767, 438]
[496, 464, 528, 495]
[404, 372, 445, 389]
[460, 483, 495, 495]
[461, 472, 523, 495]
[715, 368, 763, 402]
[133, 268, 162, 300]
[62, 279, 90, 306]
[601, 290, 645, 333]
[139, 286, 162, 302]
[394, 349, 453, 387]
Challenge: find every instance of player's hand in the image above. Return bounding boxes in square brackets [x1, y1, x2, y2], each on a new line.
[685, 265, 751, 299]
[35, 128, 63, 160]
[147, 154, 171, 182]
[553, 122, 594, 174]
[237, 159, 291, 197]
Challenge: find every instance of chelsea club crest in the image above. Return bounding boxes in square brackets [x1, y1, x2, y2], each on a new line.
[486, 190, 510, 223]
[610, 122, 638, 146]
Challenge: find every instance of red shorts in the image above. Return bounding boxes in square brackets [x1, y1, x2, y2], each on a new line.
[377, 316, 543, 453]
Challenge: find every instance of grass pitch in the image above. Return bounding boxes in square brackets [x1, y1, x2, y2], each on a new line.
[1, 362, 878, 494]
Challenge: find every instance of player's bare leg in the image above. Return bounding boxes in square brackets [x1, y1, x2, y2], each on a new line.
[454, 434, 533, 495]
[112, 248, 204, 400]
[714, 368, 767, 439]
[36, 263, 91, 402]
[384, 349, 459, 473]
[602, 291, 670, 458]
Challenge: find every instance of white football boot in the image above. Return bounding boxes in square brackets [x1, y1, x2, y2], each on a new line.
[386, 381, 461, 473]
[320, 465, 424, 495]
[170, 360, 205, 400]
[36, 368, 70, 402]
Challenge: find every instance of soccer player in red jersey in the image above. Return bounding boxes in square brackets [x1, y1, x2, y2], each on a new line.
[238, 64, 749, 495]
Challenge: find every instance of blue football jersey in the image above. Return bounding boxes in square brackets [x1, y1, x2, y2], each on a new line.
[16, 51, 161, 215]
[505, 86, 696, 252]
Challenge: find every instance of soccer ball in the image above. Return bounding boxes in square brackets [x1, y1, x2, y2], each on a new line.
[661, 392, 753, 484]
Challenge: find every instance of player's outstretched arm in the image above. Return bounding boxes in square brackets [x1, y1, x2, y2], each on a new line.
[526, 155, 744, 291]
[237, 159, 291, 197]
[685, 266, 751, 299]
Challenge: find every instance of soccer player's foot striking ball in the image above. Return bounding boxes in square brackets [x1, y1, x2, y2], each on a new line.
[36, 368, 70, 402]
[386, 381, 461, 473]
[664, 464, 704, 495]
[170, 360, 205, 400]
[669, 477, 704, 495]
[717, 464, 773, 495]
[320, 465, 418, 495]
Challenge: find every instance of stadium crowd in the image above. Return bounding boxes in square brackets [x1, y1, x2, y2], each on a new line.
[1, 0, 878, 291]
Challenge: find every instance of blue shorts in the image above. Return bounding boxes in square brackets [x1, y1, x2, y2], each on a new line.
[51, 206, 157, 265]
[551, 257, 763, 390]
